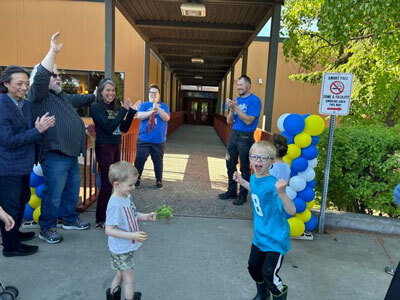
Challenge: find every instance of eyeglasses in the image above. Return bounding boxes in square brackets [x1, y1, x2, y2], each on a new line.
[249, 154, 274, 162]
[51, 72, 61, 79]
[149, 90, 159, 95]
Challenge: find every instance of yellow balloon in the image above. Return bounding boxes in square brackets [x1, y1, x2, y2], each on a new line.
[288, 217, 305, 237]
[296, 209, 312, 223]
[33, 206, 41, 223]
[306, 200, 315, 210]
[282, 155, 292, 167]
[30, 187, 36, 195]
[286, 144, 301, 160]
[294, 132, 312, 148]
[304, 115, 325, 136]
[29, 194, 41, 209]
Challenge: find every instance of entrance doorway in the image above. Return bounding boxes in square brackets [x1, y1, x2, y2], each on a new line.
[187, 99, 213, 125]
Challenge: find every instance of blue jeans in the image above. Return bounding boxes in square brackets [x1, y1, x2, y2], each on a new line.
[39, 152, 80, 230]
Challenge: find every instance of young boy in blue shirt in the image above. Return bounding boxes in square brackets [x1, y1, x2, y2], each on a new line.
[234, 141, 296, 300]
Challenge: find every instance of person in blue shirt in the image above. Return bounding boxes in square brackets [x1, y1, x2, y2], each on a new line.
[234, 140, 296, 300]
[219, 75, 262, 205]
[134, 84, 170, 189]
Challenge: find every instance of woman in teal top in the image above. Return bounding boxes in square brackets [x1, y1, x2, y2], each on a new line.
[233, 140, 295, 300]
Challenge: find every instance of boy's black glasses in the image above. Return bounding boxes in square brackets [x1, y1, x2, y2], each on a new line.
[249, 154, 274, 162]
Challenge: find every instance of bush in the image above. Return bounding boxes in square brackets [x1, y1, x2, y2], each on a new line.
[315, 124, 400, 216]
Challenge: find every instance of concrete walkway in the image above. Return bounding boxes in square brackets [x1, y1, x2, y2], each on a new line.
[1, 125, 399, 300]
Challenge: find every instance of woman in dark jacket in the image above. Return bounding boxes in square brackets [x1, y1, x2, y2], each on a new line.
[90, 78, 140, 228]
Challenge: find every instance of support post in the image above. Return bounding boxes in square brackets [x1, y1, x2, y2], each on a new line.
[222, 77, 227, 114]
[263, 3, 281, 131]
[105, 0, 115, 79]
[217, 82, 222, 114]
[161, 62, 165, 100]
[229, 67, 235, 99]
[170, 73, 173, 112]
[242, 47, 248, 75]
[143, 42, 150, 100]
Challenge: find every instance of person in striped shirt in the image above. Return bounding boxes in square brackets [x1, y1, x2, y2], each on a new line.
[105, 161, 156, 300]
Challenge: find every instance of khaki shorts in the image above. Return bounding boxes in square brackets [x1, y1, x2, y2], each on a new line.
[110, 251, 135, 270]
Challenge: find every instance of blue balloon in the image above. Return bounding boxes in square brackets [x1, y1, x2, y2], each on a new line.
[291, 157, 308, 172]
[301, 145, 318, 160]
[311, 136, 320, 145]
[293, 197, 306, 213]
[302, 114, 311, 119]
[297, 187, 315, 202]
[306, 179, 316, 189]
[23, 203, 34, 221]
[286, 211, 294, 219]
[305, 214, 317, 231]
[35, 183, 45, 198]
[281, 131, 294, 144]
[290, 169, 298, 178]
[283, 114, 305, 136]
[30, 171, 44, 188]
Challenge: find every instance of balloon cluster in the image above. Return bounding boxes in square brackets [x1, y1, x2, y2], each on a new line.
[24, 164, 44, 223]
[276, 113, 325, 237]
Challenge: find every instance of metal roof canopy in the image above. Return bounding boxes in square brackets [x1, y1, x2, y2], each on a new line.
[112, 0, 280, 86]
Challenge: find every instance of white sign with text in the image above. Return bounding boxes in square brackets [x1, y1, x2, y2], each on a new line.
[319, 73, 353, 115]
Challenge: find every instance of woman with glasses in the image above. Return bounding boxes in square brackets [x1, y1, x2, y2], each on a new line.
[134, 84, 170, 189]
[90, 78, 141, 229]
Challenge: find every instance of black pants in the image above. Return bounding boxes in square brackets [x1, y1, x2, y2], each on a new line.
[385, 262, 400, 300]
[226, 130, 254, 198]
[248, 244, 284, 296]
[134, 141, 166, 182]
[0, 175, 30, 251]
[95, 143, 121, 223]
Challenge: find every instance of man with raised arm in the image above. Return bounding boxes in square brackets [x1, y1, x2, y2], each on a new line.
[29, 32, 97, 244]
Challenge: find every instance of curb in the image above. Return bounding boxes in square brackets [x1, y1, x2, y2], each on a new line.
[312, 210, 400, 235]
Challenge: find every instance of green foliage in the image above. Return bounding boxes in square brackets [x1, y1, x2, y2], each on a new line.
[282, 0, 400, 125]
[156, 204, 173, 220]
[315, 124, 400, 216]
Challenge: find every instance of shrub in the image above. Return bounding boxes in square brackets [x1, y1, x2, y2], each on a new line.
[315, 124, 400, 216]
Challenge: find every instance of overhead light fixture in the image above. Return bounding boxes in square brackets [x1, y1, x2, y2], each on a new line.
[181, 2, 206, 17]
[191, 57, 204, 64]
[194, 76, 203, 79]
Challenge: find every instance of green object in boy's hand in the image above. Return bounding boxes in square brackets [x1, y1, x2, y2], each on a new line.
[156, 204, 173, 220]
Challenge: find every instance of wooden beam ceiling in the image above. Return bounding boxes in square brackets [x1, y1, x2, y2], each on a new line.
[151, 39, 243, 48]
[136, 20, 255, 33]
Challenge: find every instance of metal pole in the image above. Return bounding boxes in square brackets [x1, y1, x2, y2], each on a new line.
[105, 0, 115, 79]
[318, 115, 336, 233]
[242, 47, 248, 75]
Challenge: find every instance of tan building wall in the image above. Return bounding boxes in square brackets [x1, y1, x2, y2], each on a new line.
[0, 0, 144, 101]
[243, 41, 321, 133]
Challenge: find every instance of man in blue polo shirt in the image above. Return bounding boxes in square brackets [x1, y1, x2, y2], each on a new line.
[219, 75, 262, 205]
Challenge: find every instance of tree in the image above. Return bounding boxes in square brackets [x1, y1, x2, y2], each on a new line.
[282, 0, 400, 125]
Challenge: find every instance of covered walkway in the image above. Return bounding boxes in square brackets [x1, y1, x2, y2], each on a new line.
[133, 124, 253, 219]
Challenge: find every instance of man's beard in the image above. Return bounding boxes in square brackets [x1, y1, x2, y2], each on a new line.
[50, 84, 62, 94]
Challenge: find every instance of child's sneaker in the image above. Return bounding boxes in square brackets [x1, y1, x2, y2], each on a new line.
[385, 266, 395, 276]
[62, 218, 90, 230]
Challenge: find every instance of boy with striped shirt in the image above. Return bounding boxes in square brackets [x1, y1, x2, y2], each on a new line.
[105, 161, 156, 300]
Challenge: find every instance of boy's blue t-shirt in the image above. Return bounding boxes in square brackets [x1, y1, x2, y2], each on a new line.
[232, 94, 262, 132]
[250, 174, 291, 255]
[138, 101, 170, 143]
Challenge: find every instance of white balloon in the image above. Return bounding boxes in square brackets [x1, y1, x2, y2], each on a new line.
[308, 158, 318, 169]
[298, 167, 316, 182]
[285, 186, 297, 200]
[277, 113, 290, 132]
[33, 163, 44, 177]
[289, 175, 307, 192]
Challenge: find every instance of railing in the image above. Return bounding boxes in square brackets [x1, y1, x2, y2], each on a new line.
[77, 112, 185, 211]
[213, 114, 273, 146]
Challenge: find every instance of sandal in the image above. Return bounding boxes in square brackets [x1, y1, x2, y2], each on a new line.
[95, 222, 105, 229]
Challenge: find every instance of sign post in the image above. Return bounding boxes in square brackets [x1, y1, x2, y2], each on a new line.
[318, 73, 353, 233]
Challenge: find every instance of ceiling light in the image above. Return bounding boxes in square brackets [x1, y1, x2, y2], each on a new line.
[181, 3, 206, 17]
[191, 57, 204, 64]
[194, 76, 203, 79]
